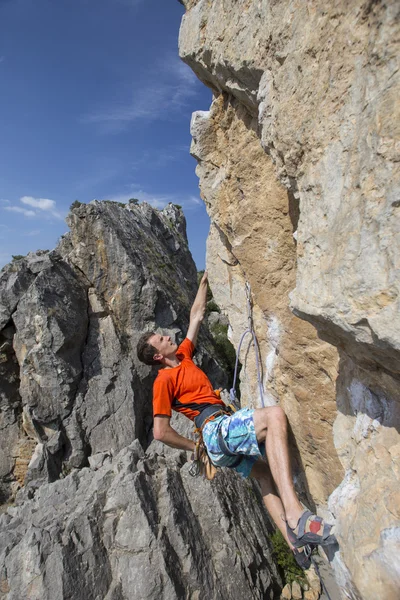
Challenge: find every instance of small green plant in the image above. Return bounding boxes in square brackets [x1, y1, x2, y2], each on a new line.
[210, 321, 238, 394]
[206, 300, 220, 315]
[11, 255, 25, 261]
[270, 529, 306, 586]
[70, 200, 82, 210]
[128, 198, 139, 205]
[103, 200, 126, 208]
[173, 203, 182, 210]
[61, 462, 73, 478]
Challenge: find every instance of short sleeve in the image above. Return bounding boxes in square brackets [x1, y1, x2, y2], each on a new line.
[153, 374, 174, 417]
[176, 337, 194, 360]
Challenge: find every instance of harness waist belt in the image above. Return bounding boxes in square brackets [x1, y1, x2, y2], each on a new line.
[194, 405, 243, 469]
[194, 405, 230, 429]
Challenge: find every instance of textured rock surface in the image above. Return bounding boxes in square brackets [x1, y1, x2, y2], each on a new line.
[0, 201, 227, 502]
[0, 436, 282, 600]
[192, 95, 342, 509]
[0, 201, 284, 598]
[179, 1, 400, 598]
[180, 0, 399, 373]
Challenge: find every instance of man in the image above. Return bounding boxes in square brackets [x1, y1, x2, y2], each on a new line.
[137, 272, 338, 568]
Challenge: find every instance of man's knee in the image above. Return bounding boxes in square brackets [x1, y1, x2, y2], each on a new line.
[254, 405, 287, 440]
[269, 405, 287, 421]
[265, 406, 287, 430]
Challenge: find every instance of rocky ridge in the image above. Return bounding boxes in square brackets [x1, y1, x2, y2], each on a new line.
[0, 201, 283, 599]
[179, 1, 400, 599]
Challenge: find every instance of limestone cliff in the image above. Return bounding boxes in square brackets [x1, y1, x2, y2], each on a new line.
[179, 2, 400, 599]
[0, 201, 282, 599]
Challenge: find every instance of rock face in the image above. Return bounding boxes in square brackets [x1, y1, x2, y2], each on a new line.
[0, 438, 282, 600]
[192, 95, 342, 509]
[0, 201, 222, 501]
[0, 201, 282, 598]
[179, 1, 400, 599]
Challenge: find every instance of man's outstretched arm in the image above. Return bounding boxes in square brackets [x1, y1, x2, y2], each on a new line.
[186, 271, 208, 347]
[153, 415, 195, 452]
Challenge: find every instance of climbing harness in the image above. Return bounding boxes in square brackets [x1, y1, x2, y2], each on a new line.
[193, 404, 230, 429]
[189, 407, 229, 480]
[188, 433, 218, 480]
[189, 404, 241, 479]
[230, 282, 265, 408]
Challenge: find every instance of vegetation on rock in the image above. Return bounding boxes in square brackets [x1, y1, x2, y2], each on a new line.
[271, 530, 306, 586]
[70, 200, 82, 210]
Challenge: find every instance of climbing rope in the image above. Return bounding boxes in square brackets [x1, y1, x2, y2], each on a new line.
[230, 282, 265, 408]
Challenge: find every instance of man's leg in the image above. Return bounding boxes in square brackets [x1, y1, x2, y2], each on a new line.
[252, 407, 337, 558]
[249, 458, 294, 547]
[252, 406, 303, 530]
[250, 458, 312, 568]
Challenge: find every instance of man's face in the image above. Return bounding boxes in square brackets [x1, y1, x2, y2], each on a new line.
[148, 333, 178, 361]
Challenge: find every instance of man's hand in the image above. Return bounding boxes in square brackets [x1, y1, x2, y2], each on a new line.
[187, 271, 209, 346]
[200, 271, 208, 286]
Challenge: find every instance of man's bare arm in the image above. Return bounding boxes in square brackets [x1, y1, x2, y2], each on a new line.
[186, 271, 208, 347]
[153, 415, 195, 452]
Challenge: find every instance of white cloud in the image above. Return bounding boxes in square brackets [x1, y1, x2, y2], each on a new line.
[2, 196, 64, 220]
[26, 229, 41, 236]
[21, 196, 55, 211]
[4, 206, 36, 217]
[186, 195, 202, 207]
[83, 55, 201, 133]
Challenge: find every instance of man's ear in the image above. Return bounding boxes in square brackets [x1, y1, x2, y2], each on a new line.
[153, 353, 163, 363]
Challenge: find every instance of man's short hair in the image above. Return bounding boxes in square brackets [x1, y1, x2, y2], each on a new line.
[136, 331, 160, 366]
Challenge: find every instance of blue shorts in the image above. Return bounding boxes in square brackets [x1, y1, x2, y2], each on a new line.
[202, 408, 265, 478]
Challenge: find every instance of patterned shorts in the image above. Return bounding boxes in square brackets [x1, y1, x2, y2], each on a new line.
[202, 408, 265, 478]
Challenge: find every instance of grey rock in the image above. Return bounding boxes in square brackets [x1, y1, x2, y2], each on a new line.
[0, 201, 278, 599]
[0, 200, 229, 496]
[0, 441, 282, 600]
[0, 323, 23, 504]
[88, 451, 113, 470]
[0, 251, 52, 331]
[13, 257, 89, 424]
[208, 311, 229, 328]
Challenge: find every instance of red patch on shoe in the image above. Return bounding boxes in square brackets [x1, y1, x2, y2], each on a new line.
[309, 520, 322, 534]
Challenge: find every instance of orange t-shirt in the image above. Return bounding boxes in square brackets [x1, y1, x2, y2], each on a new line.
[152, 338, 225, 421]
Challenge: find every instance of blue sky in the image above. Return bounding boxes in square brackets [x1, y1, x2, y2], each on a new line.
[0, 0, 212, 270]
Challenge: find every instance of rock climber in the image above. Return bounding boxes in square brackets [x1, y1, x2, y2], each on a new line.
[136, 271, 338, 569]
